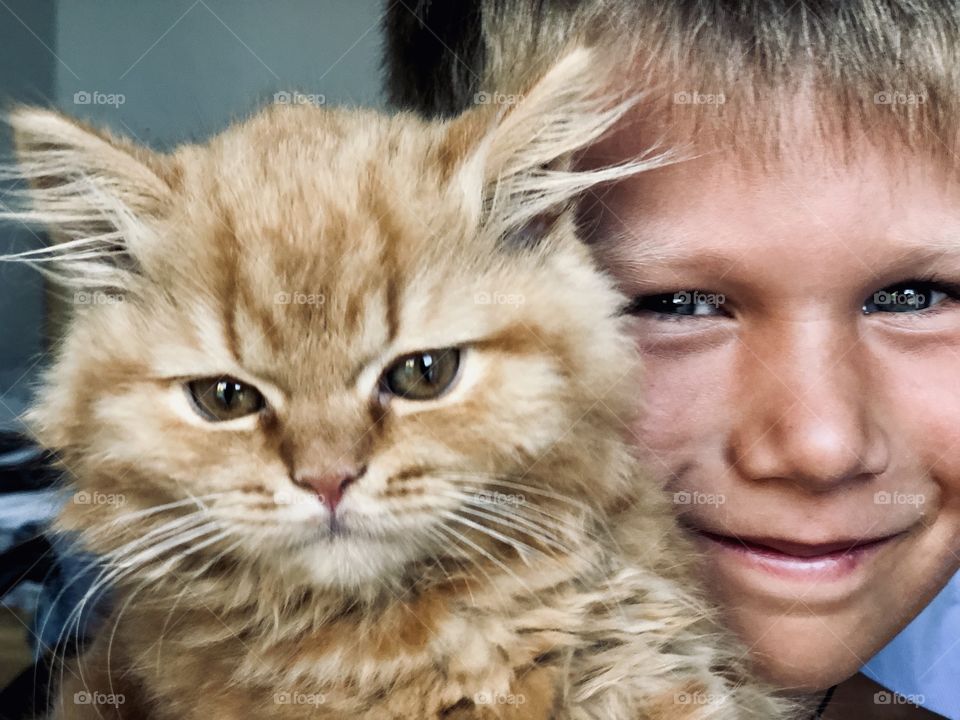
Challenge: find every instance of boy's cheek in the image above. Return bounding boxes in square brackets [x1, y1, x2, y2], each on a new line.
[873, 348, 960, 495]
[630, 345, 733, 464]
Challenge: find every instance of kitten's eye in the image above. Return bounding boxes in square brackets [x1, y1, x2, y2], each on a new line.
[187, 377, 265, 421]
[622, 290, 727, 318]
[380, 348, 461, 401]
[862, 281, 955, 314]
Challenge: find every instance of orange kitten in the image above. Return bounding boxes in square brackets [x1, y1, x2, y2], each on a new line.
[3, 50, 790, 719]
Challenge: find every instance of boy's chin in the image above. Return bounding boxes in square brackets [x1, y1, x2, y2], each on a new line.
[736, 617, 872, 693]
[754, 657, 859, 695]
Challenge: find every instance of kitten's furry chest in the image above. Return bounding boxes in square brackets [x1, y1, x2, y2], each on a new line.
[55, 512, 788, 720]
[121, 558, 599, 719]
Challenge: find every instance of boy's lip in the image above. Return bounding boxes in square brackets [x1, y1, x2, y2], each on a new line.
[682, 519, 915, 595]
[690, 529, 905, 558]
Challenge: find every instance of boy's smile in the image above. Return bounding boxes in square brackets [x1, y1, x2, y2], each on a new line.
[583, 109, 960, 690]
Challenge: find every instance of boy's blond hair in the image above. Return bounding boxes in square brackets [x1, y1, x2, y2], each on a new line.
[386, 1, 960, 158]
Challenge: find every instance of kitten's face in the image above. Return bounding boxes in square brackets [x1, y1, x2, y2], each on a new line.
[16, 54, 650, 591]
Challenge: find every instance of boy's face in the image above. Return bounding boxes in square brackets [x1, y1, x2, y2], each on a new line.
[583, 117, 960, 690]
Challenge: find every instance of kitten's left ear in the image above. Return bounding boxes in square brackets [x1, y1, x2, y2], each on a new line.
[447, 47, 671, 242]
[0, 106, 175, 289]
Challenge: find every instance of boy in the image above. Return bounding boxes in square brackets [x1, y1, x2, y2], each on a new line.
[385, 2, 960, 718]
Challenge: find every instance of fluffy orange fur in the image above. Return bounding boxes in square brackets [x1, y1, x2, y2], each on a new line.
[3, 50, 792, 719]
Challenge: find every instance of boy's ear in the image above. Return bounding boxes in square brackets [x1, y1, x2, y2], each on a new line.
[1, 106, 174, 289]
[447, 47, 671, 242]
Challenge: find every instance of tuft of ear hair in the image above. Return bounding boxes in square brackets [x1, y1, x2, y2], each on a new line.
[0, 106, 172, 291]
[450, 46, 675, 246]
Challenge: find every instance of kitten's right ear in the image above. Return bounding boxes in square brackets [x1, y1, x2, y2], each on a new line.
[445, 47, 672, 246]
[0, 106, 175, 290]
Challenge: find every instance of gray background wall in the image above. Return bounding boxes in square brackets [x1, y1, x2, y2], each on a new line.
[0, 0, 386, 431]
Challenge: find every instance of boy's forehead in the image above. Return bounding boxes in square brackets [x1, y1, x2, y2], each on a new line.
[588, 74, 955, 180]
[582, 104, 960, 271]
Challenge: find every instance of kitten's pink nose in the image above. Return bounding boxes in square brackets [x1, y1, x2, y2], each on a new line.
[294, 466, 363, 513]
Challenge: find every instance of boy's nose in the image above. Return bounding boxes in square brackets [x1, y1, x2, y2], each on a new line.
[294, 464, 365, 512]
[727, 323, 889, 490]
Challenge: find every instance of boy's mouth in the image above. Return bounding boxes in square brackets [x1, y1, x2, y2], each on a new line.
[693, 530, 903, 559]
[681, 519, 915, 598]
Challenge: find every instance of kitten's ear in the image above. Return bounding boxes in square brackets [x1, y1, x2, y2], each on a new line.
[449, 47, 671, 241]
[0, 106, 174, 290]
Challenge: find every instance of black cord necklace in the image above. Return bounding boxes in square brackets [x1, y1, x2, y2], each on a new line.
[812, 684, 838, 719]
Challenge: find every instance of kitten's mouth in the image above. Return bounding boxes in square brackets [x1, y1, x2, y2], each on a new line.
[309, 511, 385, 543]
[328, 515, 348, 538]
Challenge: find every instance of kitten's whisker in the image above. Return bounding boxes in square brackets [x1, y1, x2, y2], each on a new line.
[99, 514, 213, 563]
[457, 506, 571, 556]
[447, 482, 600, 540]
[109, 524, 222, 576]
[41, 512, 212, 670]
[151, 579, 197, 673]
[427, 525, 514, 606]
[145, 528, 235, 580]
[442, 493, 572, 553]
[104, 576, 152, 702]
[441, 473, 591, 511]
[83, 508, 215, 550]
[417, 527, 477, 604]
[99, 493, 230, 527]
[176, 485, 218, 515]
[151, 533, 246, 669]
[60, 520, 220, 704]
[103, 528, 232, 697]
[455, 499, 612, 575]
[54, 516, 214, 659]
[438, 510, 544, 564]
[59, 523, 209, 644]
[437, 515, 540, 599]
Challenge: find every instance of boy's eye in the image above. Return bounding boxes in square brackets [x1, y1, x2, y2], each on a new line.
[862, 282, 954, 314]
[622, 290, 727, 317]
[380, 348, 461, 401]
[187, 377, 265, 421]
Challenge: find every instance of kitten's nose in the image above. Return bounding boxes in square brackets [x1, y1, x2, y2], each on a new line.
[294, 465, 363, 513]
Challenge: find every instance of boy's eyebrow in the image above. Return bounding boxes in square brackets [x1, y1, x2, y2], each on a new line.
[887, 219, 960, 265]
[888, 243, 960, 269]
[590, 217, 702, 265]
[597, 218, 960, 282]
